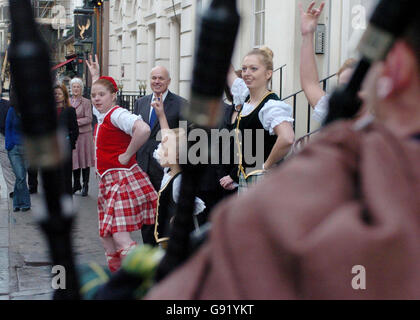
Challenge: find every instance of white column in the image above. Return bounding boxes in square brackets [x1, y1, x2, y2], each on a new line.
[169, 19, 180, 94]
[117, 35, 122, 79]
[147, 25, 156, 82]
[131, 30, 138, 91]
[138, 25, 149, 84]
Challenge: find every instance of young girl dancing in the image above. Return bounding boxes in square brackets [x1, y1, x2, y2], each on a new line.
[87, 56, 158, 272]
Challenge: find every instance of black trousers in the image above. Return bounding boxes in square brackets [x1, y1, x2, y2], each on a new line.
[27, 167, 38, 191]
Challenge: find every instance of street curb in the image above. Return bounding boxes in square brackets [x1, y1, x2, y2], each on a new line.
[0, 196, 10, 298]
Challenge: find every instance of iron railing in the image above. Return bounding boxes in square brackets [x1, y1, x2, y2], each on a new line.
[271, 64, 286, 99]
[83, 89, 145, 113]
[117, 90, 146, 113]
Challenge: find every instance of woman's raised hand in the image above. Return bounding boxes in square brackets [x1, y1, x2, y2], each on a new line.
[299, 1, 325, 36]
[85, 54, 100, 83]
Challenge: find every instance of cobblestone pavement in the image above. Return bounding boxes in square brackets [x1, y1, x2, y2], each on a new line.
[0, 169, 144, 300]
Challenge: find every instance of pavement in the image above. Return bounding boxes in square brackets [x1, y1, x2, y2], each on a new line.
[0, 168, 144, 300]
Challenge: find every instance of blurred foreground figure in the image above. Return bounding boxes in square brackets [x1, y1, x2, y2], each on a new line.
[145, 11, 420, 300]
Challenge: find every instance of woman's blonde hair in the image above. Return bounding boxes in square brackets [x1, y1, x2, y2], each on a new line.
[337, 58, 357, 78]
[244, 46, 274, 81]
[245, 46, 274, 72]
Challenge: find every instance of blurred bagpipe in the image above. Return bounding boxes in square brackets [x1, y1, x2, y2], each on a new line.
[324, 0, 420, 125]
[7, 0, 420, 299]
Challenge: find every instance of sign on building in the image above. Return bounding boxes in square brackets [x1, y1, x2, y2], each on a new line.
[74, 13, 92, 41]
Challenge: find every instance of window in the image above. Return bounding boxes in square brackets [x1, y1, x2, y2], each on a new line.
[1, 5, 9, 21]
[253, 0, 265, 47]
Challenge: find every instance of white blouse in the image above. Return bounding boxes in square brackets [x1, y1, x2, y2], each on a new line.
[231, 77, 249, 107]
[160, 167, 206, 216]
[93, 106, 143, 136]
[231, 78, 294, 135]
[312, 94, 329, 123]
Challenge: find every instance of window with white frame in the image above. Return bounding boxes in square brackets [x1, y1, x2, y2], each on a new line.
[253, 0, 265, 47]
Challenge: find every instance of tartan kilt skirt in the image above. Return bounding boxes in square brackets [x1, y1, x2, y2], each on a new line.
[238, 171, 265, 194]
[97, 165, 158, 237]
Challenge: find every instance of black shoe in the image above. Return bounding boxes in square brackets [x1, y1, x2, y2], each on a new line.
[81, 184, 88, 197]
[13, 207, 20, 212]
[29, 188, 37, 194]
[72, 185, 82, 194]
[81, 168, 90, 197]
[21, 207, 30, 212]
[9, 192, 14, 198]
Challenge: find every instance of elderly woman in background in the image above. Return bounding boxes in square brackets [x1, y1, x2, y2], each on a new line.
[70, 77, 95, 197]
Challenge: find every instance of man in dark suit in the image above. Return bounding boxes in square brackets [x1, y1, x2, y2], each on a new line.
[133, 65, 187, 245]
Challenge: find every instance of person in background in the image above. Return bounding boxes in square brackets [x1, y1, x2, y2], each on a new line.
[299, 1, 358, 123]
[218, 67, 243, 195]
[54, 83, 79, 197]
[70, 77, 95, 197]
[133, 65, 187, 246]
[5, 89, 30, 212]
[0, 89, 16, 198]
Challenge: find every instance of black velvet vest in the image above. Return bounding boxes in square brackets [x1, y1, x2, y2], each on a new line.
[235, 92, 278, 177]
[154, 171, 182, 245]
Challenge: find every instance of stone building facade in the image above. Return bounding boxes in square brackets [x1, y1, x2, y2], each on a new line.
[107, 0, 378, 137]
